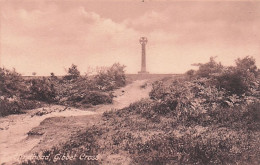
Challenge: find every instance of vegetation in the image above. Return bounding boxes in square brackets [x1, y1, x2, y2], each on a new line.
[0, 63, 126, 117]
[94, 63, 126, 91]
[191, 56, 259, 96]
[0, 68, 42, 116]
[63, 64, 81, 80]
[21, 56, 260, 164]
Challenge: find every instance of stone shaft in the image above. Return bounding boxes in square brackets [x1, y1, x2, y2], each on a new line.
[141, 43, 146, 72]
[139, 37, 149, 74]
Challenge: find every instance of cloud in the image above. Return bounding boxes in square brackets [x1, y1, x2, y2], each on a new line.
[1, 3, 141, 75]
[124, 3, 260, 46]
[1, 1, 260, 75]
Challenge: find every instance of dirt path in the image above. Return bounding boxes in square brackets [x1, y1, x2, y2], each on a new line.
[0, 80, 152, 164]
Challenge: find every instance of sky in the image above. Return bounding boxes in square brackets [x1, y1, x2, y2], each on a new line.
[0, 0, 260, 76]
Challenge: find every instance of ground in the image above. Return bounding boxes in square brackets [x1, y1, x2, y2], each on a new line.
[0, 79, 152, 165]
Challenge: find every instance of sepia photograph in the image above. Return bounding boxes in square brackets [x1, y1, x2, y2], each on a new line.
[0, 0, 259, 164]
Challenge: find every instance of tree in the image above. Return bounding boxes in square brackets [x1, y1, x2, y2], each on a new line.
[94, 63, 126, 91]
[235, 56, 258, 77]
[0, 68, 26, 97]
[214, 56, 258, 95]
[64, 64, 80, 80]
[108, 63, 126, 87]
[32, 72, 37, 76]
[194, 57, 223, 78]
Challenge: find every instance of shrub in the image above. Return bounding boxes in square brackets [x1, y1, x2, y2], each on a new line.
[0, 68, 43, 116]
[0, 97, 41, 117]
[149, 81, 167, 100]
[29, 78, 57, 103]
[63, 64, 80, 80]
[0, 97, 23, 116]
[0, 63, 127, 116]
[102, 98, 260, 164]
[235, 56, 258, 76]
[131, 127, 259, 165]
[22, 126, 102, 165]
[81, 91, 113, 105]
[148, 76, 260, 127]
[194, 57, 224, 78]
[214, 67, 256, 95]
[94, 63, 126, 91]
[192, 56, 259, 96]
[213, 57, 259, 95]
[98, 99, 260, 165]
[107, 63, 126, 87]
[0, 67, 27, 97]
[185, 69, 196, 79]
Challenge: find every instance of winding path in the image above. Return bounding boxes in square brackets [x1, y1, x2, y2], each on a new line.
[0, 80, 151, 164]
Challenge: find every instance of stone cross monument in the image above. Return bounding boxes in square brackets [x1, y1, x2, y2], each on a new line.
[138, 37, 149, 74]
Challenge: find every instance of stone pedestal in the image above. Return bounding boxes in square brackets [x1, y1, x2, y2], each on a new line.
[138, 71, 149, 74]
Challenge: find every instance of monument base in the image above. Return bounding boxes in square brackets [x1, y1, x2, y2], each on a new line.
[138, 71, 149, 74]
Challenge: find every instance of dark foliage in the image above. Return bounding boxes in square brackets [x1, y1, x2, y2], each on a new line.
[94, 63, 126, 91]
[0, 68, 27, 97]
[29, 78, 57, 103]
[0, 98, 41, 117]
[0, 63, 126, 117]
[194, 57, 224, 78]
[0, 68, 42, 116]
[63, 64, 81, 80]
[19, 57, 260, 165]
[193, 56, 259, 96]
[81, 91, 112, 105]
[21, 126, 102, 165]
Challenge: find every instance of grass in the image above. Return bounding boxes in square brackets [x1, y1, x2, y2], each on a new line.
[22, 96, 260, 164]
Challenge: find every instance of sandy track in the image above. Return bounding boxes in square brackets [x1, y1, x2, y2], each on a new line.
[0, 80, 151, 164]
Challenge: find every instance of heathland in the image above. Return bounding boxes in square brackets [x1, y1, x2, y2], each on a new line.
[0, 57, 259, 164]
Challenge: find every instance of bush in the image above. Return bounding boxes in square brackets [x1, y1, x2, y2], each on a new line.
[214, 67, 257, 95]
[50, 63, 126, 107]
[149, 81, 168, 100]
[185, 69, 196, 79]
[22, 126, 102, 165]
[91, 98, 260, 164]
[94, 63, 126, 91]
[214, 57, 259, 96]
[0, 68, 27, 97]
[0, 96, 41, 117]
[236, 56, 258, 76]
[0, 63, 127, 117]
[108, 63, 126, 87]
[208, 101, 260, 130]
[130, 127, 259, 165]
[0, 97, 23, 116]
[0, 68, 43, 116]
[98, 96, 260, 164]
[194, 57, 224, 78]
[55, 76, 112, 107]
[193, 56, 259, 96]
[148, 76, 260, 127]
[29, 78, 57, 103]
[63, 64, 80, 80]
[81, 91, 113, 105]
